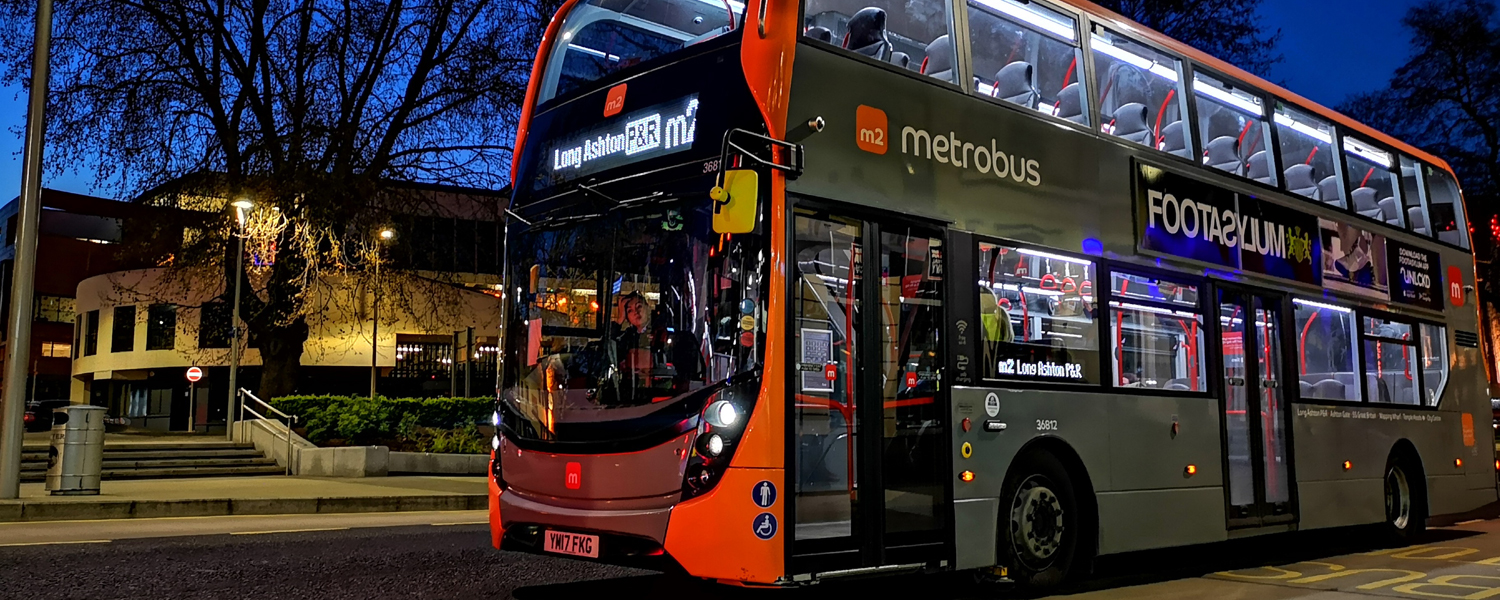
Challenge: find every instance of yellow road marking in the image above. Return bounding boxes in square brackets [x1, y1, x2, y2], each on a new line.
[0, 539, 111, 547]
[230, 527, 349, 536]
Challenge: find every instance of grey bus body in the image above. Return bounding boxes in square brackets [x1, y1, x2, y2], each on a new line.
[784, 37, 1495, 571]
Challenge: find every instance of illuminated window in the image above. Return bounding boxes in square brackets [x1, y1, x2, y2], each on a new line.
[804, 0, 956, 82]
[1420, 323, 1448, 406]
[1109, 273, 1205, 391]
[41, 341, 71, 358]
[1293, 299, 1359, 402]
[1363, 315, 1418, 405]
[968, 0, 1085, 121]
[1092, 26, 1185, 153]
[35, 295, 75, 324]
[976, 241, 1098, 384]
[1192, 72, 1274, 185]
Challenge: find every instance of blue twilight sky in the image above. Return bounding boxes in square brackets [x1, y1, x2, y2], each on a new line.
[0, 0, 1426, 202]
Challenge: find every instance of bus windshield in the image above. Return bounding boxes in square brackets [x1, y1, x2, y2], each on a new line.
[500, 197, 766, 446]
[542, 0, 744, 103]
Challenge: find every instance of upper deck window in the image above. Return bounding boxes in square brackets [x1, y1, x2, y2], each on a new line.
[966, 0, 1086, 124]
[1191, 72, 1275, 187]
[1424, 166, 1470, 248]
[542, 0, 742, 103]
[803, 0, 956, 81]
[1090, 27, 1187, 156]
[1273, 103, 1338, 206]
[1342, 136, 1402, 227]
[1399, 156, 1430, 237]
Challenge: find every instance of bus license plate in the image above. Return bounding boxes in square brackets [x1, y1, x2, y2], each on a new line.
[543, 530, 600, 559]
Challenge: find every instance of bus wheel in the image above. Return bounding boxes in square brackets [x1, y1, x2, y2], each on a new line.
[1384, 455, 1426, 541]
[1000, 452, 1079, 589]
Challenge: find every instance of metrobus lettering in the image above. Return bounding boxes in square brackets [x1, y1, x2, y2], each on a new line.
[899, 125, 1041, 187]
[1146, 189, 1295, 259]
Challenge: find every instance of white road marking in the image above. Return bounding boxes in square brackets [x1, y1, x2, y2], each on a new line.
[0, 539, 111, 548]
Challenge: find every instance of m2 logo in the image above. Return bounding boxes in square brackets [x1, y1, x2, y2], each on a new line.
[604, 84, 627, 118]
[856, 105, 887, 154]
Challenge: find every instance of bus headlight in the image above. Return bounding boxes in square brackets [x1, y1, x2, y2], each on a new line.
[706, 400, 738, 428]
[697, 432, 725, 457]
[492, 411, 501, 427]
[491, 435, 501, 451]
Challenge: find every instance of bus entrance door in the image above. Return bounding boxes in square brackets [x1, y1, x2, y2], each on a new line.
[1217, 288, 1297, 529]
[787, 208, 951, 574]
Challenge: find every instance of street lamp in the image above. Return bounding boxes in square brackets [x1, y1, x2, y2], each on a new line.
[371, 228, 395, 400]
[226, 198, 252, 439]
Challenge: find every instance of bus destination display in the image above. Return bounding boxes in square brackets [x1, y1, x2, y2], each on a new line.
[534, 94, 700, 190]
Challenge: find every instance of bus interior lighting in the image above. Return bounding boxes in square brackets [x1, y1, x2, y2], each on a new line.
[1344, 137, 1393, 168]
[1017, 247, 1094, 266]
[1091, 36, 1179, 82]
[973, 0, 1077, 41]
[1193, 79, 1263, 116]
[1292, 298, 1353, 314]
[1273, 112, 1333, 145]
[693, 0, 746, 14]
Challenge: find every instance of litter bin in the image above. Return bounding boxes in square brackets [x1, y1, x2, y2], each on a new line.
[45, 405, 107, 496]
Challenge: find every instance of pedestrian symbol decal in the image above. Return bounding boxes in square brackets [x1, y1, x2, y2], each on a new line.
[752, 480, 777, 508]
[753, 513, 778, 540]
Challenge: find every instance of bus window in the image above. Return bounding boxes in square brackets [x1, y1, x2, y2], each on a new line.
[1420, 323, 1448, 406]
[1191, 72, 1275, 186]
[965, 0, 1086, 124]
[1399, 156, 1431, 237]
[803, 0, 955, 80]
[1363, 315, 1419, 406]
[1090, 26, 1188, 156]
[545, 0, 742, 102]
[976, 242, 1099, 384]
[1343, 136, 1403, 227]
[1108, 273, 1205, 391]
[1273, 103, 1337, 206]
[1292, 299, 1358, 402]
[1424, 166, 1471, 248]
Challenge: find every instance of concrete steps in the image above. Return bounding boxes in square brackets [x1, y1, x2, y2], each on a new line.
[19, 441, 283, 482]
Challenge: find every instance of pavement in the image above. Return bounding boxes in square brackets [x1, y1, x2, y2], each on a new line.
[0, 475, 488, 523]
[6, 511, 1500, 599]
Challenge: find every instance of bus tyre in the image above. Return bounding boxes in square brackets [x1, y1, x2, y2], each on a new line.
[999, 452, 1080, 589]
[1384, 455, 1426, 542]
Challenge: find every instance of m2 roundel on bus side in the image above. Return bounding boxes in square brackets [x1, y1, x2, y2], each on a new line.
[856, 105, 888, 154]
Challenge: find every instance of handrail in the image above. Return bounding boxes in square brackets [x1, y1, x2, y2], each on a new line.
[237, 388, 299, 476]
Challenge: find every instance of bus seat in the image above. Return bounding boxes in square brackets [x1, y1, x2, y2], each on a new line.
[922, 35, 953, 81]
[1439, 229, 1465, 245]
[1246, 150, 1273, 185]
[1204, 136, 1241, 175]
[1111, 103, 1150, 144]
[1299, 380, 1314, 398]
[1166, 383, 1190, 391]
[805, 26, 833, 44]
[993, 61, 1037, 108]
[1285, 164, 1317, 197]
[1312, 379, 1346, 400]
[890, 51, 910, 69]
[1159, 121, 1188, 157]
[1352, 187, 1383, 219]
[844, 8, 890, 60]
[1317, 176, 1342, 206]
[1378, 197, 1401, 225]
[1408, 206, 1429, 235]
[1055, 82, 1086, 124]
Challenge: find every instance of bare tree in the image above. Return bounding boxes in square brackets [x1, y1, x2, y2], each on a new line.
[0, 0, 551, 397]
[1095, 0, 1282, 76]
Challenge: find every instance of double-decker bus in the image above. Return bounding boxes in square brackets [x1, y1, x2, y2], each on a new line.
[490, 0, 1497, 587]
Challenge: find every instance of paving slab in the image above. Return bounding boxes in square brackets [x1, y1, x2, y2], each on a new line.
[0, 475, 488, 523]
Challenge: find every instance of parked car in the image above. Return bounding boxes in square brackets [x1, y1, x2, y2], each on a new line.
[23, 399, 70, 432]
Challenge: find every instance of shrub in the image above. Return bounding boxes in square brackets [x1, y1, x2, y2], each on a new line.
[269, 395, 493, 451]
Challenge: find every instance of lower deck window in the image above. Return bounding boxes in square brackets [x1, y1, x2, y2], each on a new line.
[1293, 299, 1359, 402]
[977, 242, 1098, 384]
[1109, 273, 1205, 391]
[1419, 323, 1447, 406]
[1364, 316, 1418, 406]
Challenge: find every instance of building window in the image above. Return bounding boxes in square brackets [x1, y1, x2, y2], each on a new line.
[1108, 273, 1205, 391]
[146, 304, 177, 351]
[977, 242, 1099, 384]
[391, 341, 453, 379]
[1419, 323, 1447, 406]
[41, 341, 71, 358]
[112, 305, 136, 353]
[1292, 299, 1359, 402]
[1363, 315, 1418, 405]
[35, 295, 76, 323]
[198, 302, 232, 349]
[83, 310, 99, 356]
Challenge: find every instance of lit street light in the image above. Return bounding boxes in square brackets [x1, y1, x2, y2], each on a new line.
[226, 198, 252, 438]
[371, 228, 395, 400]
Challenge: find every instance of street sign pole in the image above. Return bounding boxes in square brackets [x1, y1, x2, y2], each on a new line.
[0, 0, 55, 500]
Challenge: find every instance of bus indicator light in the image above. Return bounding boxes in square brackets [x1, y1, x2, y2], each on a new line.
[961, 418, 972, 432]
[960, 470, 975, 482]
[1184, 464, 1197, 476]
[1456, 458, 1464, 468]
[1342, 460, 1353, 471]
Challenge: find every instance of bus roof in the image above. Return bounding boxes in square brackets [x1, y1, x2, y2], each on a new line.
[1066, 0, 1457, 176]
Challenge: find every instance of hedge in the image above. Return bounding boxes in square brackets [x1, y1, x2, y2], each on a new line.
[269, 395, 493, 450]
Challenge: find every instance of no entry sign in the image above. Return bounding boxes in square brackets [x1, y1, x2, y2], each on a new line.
[186, 366, 203, 382]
